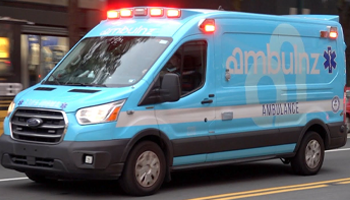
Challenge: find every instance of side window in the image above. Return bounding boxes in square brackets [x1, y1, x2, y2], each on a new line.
[160, 40, 207, 96]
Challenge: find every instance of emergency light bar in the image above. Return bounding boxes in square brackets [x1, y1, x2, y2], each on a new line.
[107, 7, 181, 19]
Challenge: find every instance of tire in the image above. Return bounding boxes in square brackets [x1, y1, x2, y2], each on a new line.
[291, 131, 325, 175]
[119, 141, 166, 196]
[25, 173, 56, 184]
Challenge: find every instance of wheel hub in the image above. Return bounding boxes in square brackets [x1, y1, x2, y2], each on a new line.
[135, 151, 160, 188]
[305, 139, 321, 169]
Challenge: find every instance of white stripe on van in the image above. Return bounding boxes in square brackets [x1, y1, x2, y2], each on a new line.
[116, 99, 343, 127]
[117, 110, 157, 127]
[216, 99, 341, 119]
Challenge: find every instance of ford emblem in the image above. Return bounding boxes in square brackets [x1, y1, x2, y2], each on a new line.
[27, 118, 43, 127]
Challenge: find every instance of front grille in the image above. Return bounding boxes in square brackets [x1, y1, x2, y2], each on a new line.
[10, 155, 54, 168]
[11, 108, 67, 144]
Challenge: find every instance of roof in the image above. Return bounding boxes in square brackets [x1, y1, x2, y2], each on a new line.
[85, 7, 341, 38]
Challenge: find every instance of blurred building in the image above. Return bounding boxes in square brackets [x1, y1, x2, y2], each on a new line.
[0, 0, 107, 88]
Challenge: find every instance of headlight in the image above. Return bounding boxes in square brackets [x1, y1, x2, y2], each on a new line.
[7, 101, 15, 117]
[76, 100, 125, 125]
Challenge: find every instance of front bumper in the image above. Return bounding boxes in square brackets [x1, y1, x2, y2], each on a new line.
[0, 134, 129, 180]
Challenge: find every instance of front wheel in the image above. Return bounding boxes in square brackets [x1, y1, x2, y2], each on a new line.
[291, 131, 325, 175]
[119, 141, 166, 196]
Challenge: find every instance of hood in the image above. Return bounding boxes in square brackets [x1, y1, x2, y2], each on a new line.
[14, 85, 132, 112]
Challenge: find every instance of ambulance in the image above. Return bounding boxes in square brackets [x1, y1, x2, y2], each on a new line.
[0, 7, 347, 196]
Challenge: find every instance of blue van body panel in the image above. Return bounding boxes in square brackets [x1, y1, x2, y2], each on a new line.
[11, 86, 131, 112]
[174, 144, 296, 166]
[285, 15, 340, 22]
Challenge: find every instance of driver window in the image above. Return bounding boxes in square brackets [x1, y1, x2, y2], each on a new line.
[160, 40, 207, 96]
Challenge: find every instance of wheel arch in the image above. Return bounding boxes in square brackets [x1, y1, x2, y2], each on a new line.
[294, 119, 331, 152]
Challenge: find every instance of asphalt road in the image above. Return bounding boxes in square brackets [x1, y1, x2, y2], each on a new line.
[0, 137, 349, 200]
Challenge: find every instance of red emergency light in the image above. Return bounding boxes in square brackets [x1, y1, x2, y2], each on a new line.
[320, 26, 338, 39]
[107, 10, 119, 19]
[120, 9, 133, 17]
[167, 9, 181, 18]
[199, 19, 216, 33]
[205, 24, 215, 32]
[150, 8, 164, 17]
[329, 27, 338, 39]
[329, 31, 338, 39]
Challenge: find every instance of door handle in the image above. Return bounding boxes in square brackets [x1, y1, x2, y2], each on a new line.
[201, 99, 213, 104]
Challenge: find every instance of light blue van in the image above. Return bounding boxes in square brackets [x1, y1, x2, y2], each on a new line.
[0, 7, 347, 196]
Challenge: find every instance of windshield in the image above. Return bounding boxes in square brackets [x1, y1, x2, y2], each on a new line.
[43, 36, 172, 87]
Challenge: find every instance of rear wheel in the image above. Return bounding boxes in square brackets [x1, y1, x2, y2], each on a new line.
[119, 141, 166, 196]
[291, 131, 325, 175]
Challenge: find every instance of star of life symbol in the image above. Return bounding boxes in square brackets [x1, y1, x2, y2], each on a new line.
[323, 47, 337, 73]
[331, 96, 340, 113]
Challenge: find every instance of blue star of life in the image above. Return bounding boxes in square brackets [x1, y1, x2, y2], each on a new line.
[323, 47, 337, 73]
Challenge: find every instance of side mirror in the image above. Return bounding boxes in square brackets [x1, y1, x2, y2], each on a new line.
[138, 73, 181, 106]
[161, 73, 181, 102]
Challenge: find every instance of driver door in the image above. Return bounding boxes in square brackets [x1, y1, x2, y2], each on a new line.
[154, 36, 216, 166]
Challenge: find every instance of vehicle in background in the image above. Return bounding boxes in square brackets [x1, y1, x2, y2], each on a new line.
[345, 87, 350, 132]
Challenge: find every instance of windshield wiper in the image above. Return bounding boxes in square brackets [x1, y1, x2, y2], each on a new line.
[65, 83, 107, 87]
